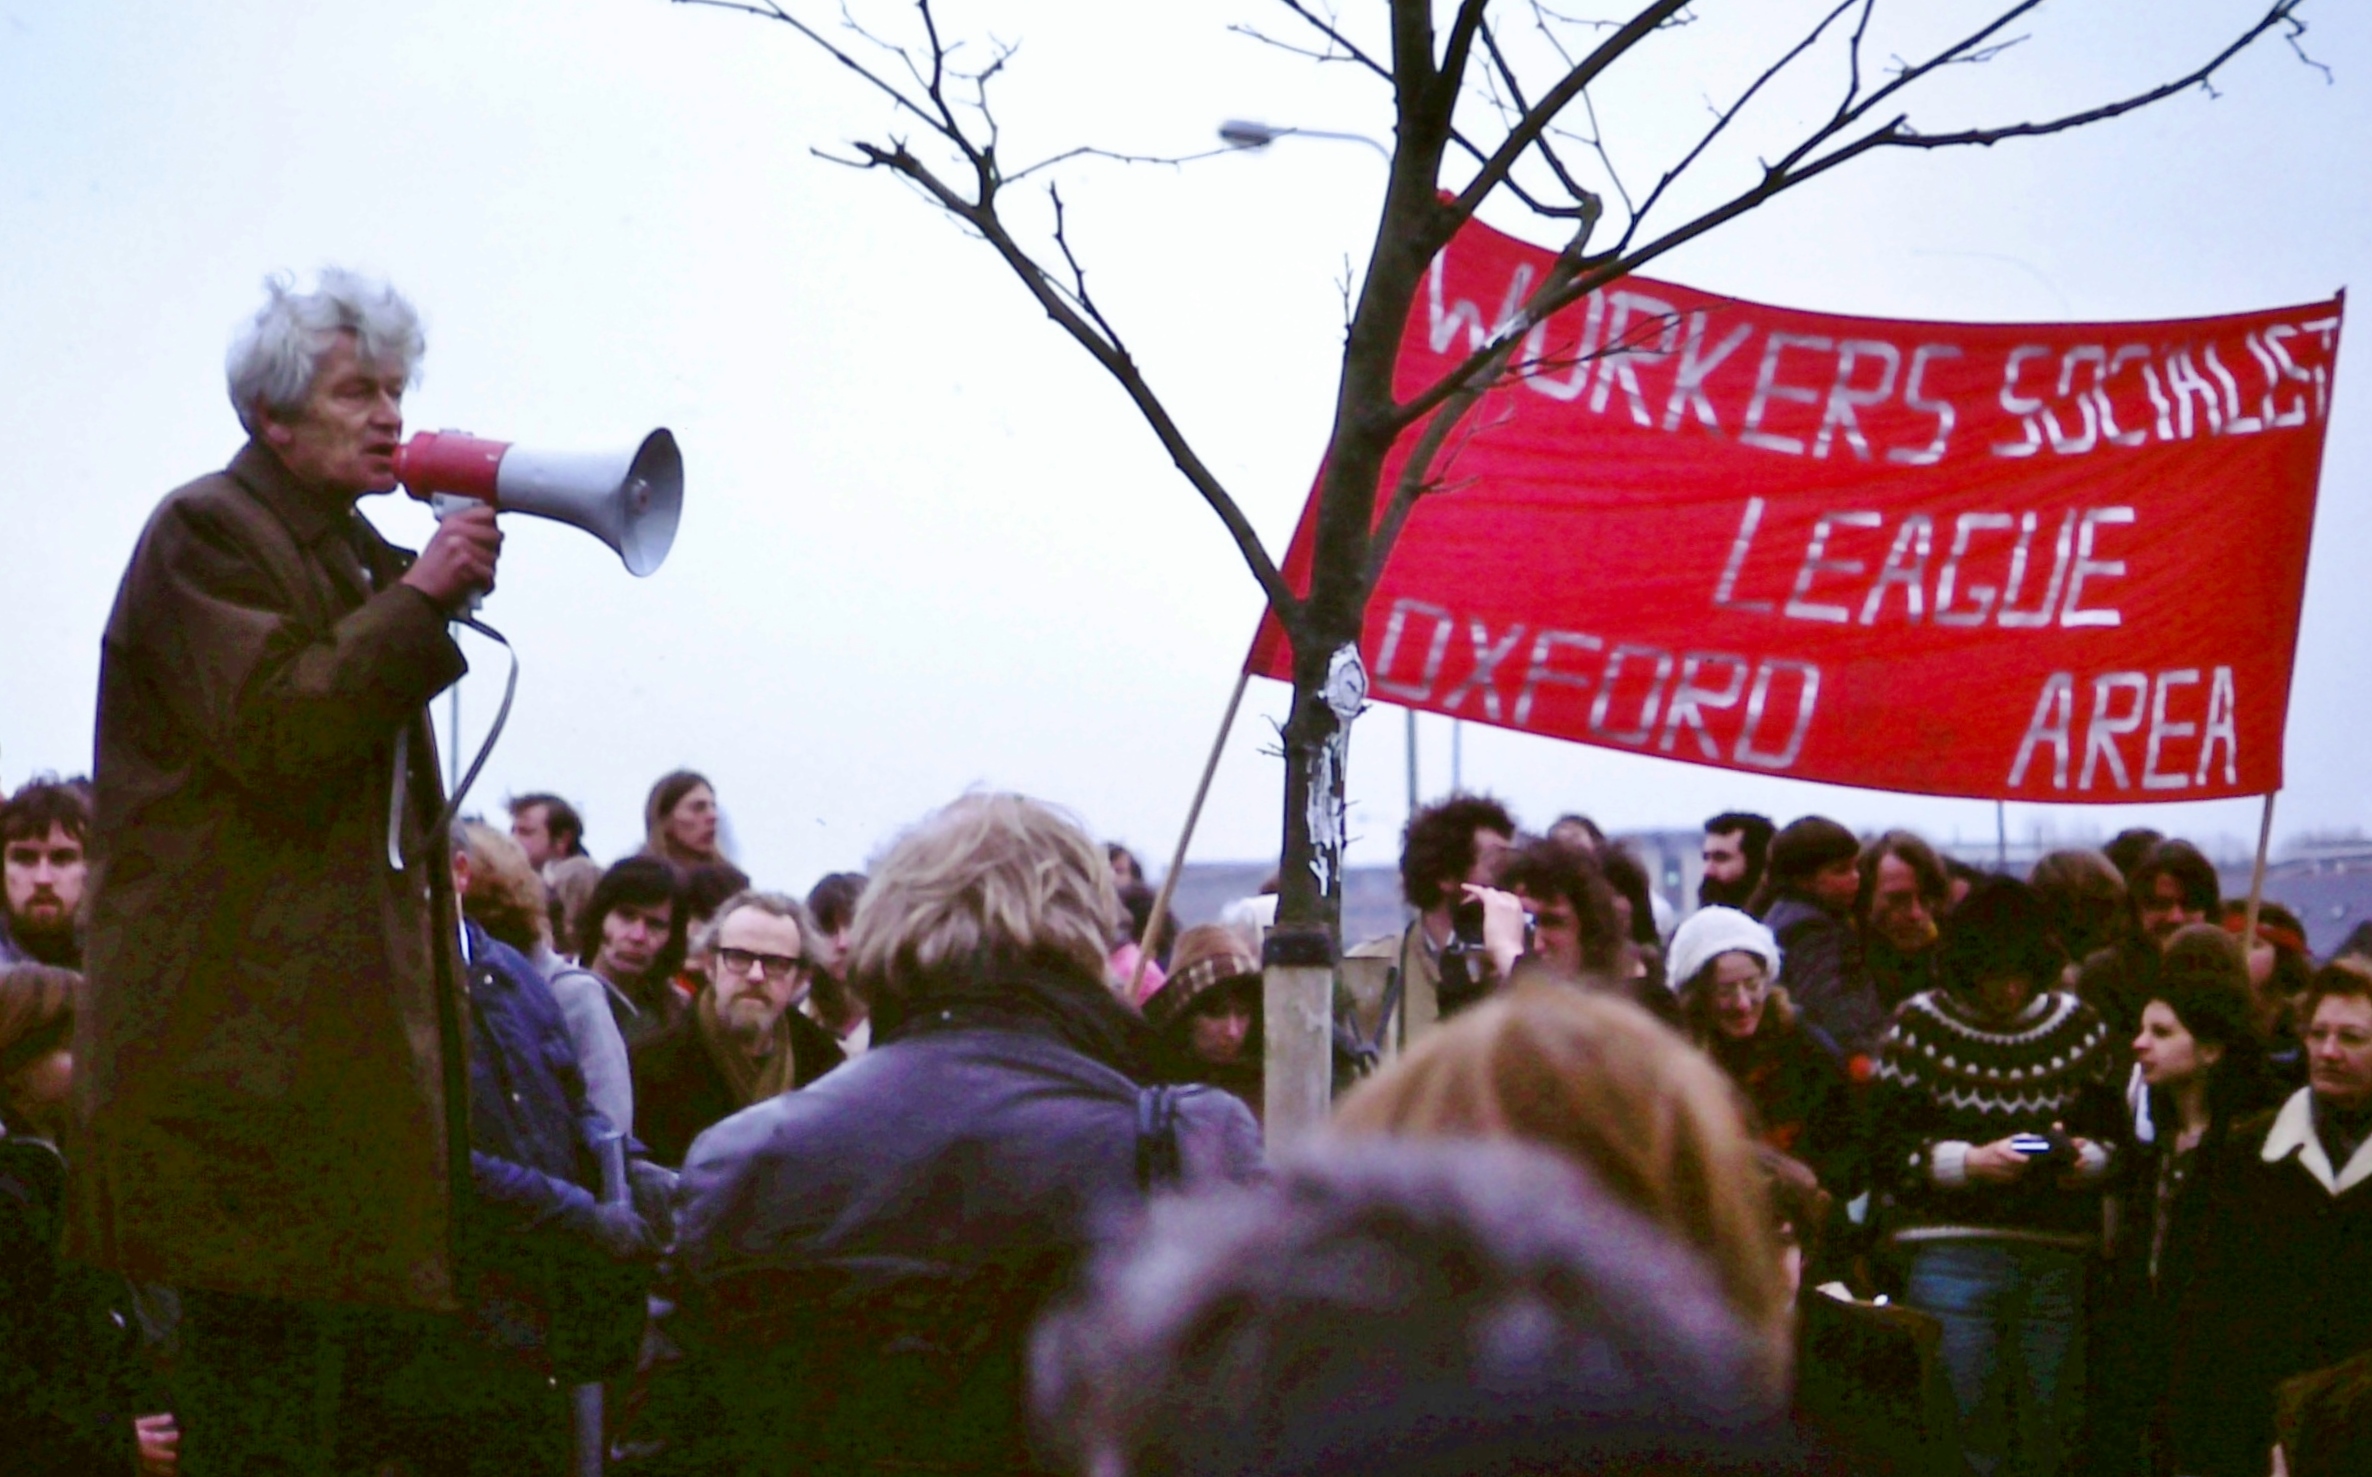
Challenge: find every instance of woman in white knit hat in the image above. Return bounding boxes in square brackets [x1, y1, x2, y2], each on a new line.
[1671, 907, 1861, 1202]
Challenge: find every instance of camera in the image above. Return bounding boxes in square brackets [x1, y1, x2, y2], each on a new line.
[1437, 896, 1494, 1016]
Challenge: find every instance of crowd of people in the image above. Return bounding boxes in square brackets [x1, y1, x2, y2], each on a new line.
[11, 269, 2372, 1477]
[12, 755, 2372, 1476]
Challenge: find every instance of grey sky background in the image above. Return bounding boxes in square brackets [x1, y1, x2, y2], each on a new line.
[2, 1, 2365, 893]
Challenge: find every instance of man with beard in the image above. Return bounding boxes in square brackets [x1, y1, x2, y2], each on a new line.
[630, 890, 843, 1167]
[0, 781, 89, 969]
[1700, 812, 1774, 911]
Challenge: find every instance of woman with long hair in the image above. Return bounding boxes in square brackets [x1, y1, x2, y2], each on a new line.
[1670, 906, 1861, 1205]
[642, 770, 722, 868]
[1332, 982, 1794, 1400]
[2092, 924, 2277, 1476]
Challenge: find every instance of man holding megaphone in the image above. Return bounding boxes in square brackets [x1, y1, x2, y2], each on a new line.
[71, 268, 667, 1475]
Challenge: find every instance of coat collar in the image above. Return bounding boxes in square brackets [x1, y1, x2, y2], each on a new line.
[227, 439, 361, 550]
[2261, 1086, 2372, 1194]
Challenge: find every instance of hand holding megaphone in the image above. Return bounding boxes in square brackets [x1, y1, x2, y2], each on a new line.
[402, 504, 504, 611]
[393, 428, 685, 599]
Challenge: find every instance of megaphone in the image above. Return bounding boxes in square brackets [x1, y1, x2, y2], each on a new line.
[394, 428, 684, 577]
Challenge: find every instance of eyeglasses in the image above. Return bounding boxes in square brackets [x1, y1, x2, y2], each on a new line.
[715, 946, 805, 981]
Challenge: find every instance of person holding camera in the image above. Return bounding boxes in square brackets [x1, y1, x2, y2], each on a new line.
[1339, 796, 1516, 1062]
[1867, 877, 2121, 1477]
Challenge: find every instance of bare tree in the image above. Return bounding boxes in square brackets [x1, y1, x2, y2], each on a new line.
[677, 0, 2313, 1105]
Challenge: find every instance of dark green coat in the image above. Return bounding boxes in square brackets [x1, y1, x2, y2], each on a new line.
[70, 441, 471, 1312]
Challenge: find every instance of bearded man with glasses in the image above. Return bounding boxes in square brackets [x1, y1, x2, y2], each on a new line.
[630, 890, 845, 1167]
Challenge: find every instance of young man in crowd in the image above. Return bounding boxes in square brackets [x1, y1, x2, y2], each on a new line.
[2076, 838, 2221, 1041]
[630, 890, 843, 1166]
[2172, 959, 2372, 1477]
[1497, 837, 1679, 1024]
[508, 791, 589, 872]
[1339, 795, 1517, 1061]
[1700, 811, 1775, 910]
[581, 857, 688, 1052]
[0, 780, 89, 970]
[1758, 816, 1889, 1072]
[1858, 830, 1951, 1016]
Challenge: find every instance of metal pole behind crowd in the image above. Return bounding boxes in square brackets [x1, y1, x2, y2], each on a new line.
[1130, 671, 1253, 1000]
[2243, 791, 2279, 948]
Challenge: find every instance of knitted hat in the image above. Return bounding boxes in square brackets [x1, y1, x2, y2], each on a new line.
[1666, 907, 1781, 994]
[1144, 924, 1260, 1031]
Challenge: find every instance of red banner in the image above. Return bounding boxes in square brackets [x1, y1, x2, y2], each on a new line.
[1248, 218, 2342, 802]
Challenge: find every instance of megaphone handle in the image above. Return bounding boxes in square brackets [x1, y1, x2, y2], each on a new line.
[426, 492, 487, 616]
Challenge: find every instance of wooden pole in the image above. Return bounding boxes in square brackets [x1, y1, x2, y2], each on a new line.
[1131, 669, 1253, 999]
[2243, 791, 2278, 947]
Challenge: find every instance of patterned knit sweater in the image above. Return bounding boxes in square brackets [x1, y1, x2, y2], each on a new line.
[1868, 987, 2121, 1243]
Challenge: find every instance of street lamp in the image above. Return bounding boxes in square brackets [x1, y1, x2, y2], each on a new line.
[1221, 115, 1434, 823]
[1216, 118, 1392, 160]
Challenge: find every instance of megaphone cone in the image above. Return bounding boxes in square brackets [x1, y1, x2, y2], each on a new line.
[395, 428, 684, 577]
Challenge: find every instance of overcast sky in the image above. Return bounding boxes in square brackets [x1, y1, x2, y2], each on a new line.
[3, 1, 2365, 891]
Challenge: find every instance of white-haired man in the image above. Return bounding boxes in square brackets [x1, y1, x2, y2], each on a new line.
[73, 270, 500, 1474]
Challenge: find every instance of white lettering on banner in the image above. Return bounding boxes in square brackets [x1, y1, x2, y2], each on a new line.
[1784, 511, 1882, 623]
[1590, 645, 1676, 744]
[2197, 667, 2240, 785]
[1371, 597, 1824, 771]
[1439, 619, 1527, 722]
[2009, 674, 2077, 789]
[1992, 345, 2054, 457]
[1524, 290, 1605, 402]
[1813, 340, 1903, 459]
[2163, 349, 2224, 439]
[1723, 504, 2134, 631]
[1736, 660, 1821, 770]
[1660, 653, 1752, 759]
[1433, 247, 2334, 460]
[2142, 670, 2202, 790]
[1372, 599, 1457, 702]
[2096, 346, 2154, 448]
[1712, 498, 1775, 613]
[1996, 511, 2074, 629]
[1934, 513, 2016, 627]
[2080, 672, 2150, 791]
[2042, 346, 2106, 455]
[2010, 666, 2240, 792]
[1740, 333, 1833, 455]
[1514, 630, 1604, 726]
[1859, 515, 1935, 625]
[1886, 344, 1962, 465]
[1590, 292, 1683, 425]
[1662, 313, 1755, 432]
[2059, 508, 2133, 628]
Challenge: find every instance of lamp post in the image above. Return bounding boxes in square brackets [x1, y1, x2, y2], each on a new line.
[1221, 113, 1399, 1147]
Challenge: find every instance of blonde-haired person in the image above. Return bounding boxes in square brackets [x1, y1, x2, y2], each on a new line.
[658, 793, 1262, 1474]
[1334, 981, 1794, 1400]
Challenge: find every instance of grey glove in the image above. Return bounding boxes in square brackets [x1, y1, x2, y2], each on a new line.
[586, 1200, 658, 1263]
[628, 1158, 679, 1249]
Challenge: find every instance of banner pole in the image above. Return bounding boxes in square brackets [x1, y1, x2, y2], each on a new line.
[1132, 669, 1253, 999]
[2243, 791, 2278, 948]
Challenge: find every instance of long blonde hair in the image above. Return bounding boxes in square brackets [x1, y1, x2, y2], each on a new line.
[1333, 983, 1792, 1392]
[848, 793, 1118, 1015]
